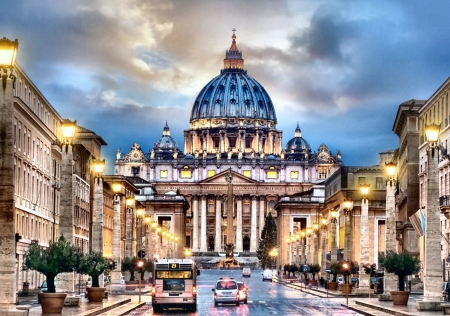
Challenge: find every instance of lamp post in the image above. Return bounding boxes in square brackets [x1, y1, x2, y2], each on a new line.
[110, 182, 123, 293]
[320, 216, 328, 278]
[330, 209, 338, 263]
[125, 196, 135, 258]
[137, 260, 144, 303]
[269, 248, 278, 269]
[91, 159, 105, 253]
[381, 161, 398, 300]
[343, 200, 353, 262]
[416, 124, 444, 310]
[0, 36, 21, 310]
[300, 230, 306, 266]
[359, 184, 370, 290]
[313, 222, 319, 265]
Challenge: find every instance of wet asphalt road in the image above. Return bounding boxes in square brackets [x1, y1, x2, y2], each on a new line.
[127, 269, 364, 316]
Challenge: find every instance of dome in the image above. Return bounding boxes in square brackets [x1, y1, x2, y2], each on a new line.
[151, 122, 180, 159]
[285, 123, 312, 156]
[190, 31, 277, 123]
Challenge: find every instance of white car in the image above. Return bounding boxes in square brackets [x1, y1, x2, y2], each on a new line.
[212, 278, 239, 306]
[262, 269, 273, 282]
[338, 277, 344, 285]
[242, 267, 251, 278]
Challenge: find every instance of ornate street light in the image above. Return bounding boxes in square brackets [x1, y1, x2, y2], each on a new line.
[425, 123, 440, 150]
[61, 119, 77, 146]
[0, 37, 19, 89]
[92, 159, 106, 179]
[360, 184, 370, 201]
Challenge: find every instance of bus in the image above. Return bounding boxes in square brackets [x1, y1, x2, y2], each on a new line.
[151, 258, 200, 312]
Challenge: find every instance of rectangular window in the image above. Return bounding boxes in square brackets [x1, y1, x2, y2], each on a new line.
[213, 138, 220, 148]
[267, 170, 277, 179]
[291, 171, 298, 179]
[358, 177, 366, 185]
[318, 168, 327, 179]
[228, 137, 236, 148]
[181, 170, 191, 178]
[160, 170, 168, 178]
[376, 177, 383, 189]
[245, 138, 252, 148]
[243, 170, 251, 178]
[207, 170, 215, 177]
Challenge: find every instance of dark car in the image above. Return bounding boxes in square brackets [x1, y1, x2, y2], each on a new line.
[37, 280, 48, 304]
[374, 277, 384, 294]
[237, 281, 248, 304]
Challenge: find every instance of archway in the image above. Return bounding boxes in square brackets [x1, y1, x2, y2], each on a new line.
[208, 235, 214, 251]
[243, 236, 250, 252]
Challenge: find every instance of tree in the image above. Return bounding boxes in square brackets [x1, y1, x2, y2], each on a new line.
[379, 251, 420, 291]
[329, 261, 340, 282]
[78, 251, 110, 287]
[256, 212, 277, 269]
[121, 257, 138, 281]
[308, 264, 321, 280]
[23, 236, 79, 293]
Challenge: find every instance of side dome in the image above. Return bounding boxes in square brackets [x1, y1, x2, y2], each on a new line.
[285, 124, 312, 161]
[151, 122, 180, 159]
[190, 31, 277, 124]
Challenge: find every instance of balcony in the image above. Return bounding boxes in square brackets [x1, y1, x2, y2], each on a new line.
[440, 195, 450, 219]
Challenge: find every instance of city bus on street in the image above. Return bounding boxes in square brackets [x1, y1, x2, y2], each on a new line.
[151, 258, 200, 312]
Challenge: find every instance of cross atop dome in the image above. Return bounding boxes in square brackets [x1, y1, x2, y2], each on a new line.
[224, 29, 244, 71]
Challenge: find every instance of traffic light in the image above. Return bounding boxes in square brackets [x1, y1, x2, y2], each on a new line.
[370, 263, 376, 275]
[363, 264, 371, 275]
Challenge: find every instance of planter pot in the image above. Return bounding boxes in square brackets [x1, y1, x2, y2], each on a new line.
[38, 292, 67, 314]
[328, 282, 338, 290]
[390, 290, 410, 305]
[310, 280, 318, 286]
[125, 281, 138, 291]
[340, 283, 353, 294]
[86, 287, 106, 302]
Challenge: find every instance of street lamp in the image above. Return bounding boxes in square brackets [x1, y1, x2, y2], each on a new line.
[343, 199, 353, 262]
[137, 260, 144, 303]
[415, 124, 443, 310]
[0, 37, 18, 89]
[330, 209, 338, 263]
[269, 248, 278, 269]
[92, 159, 106, 181]
[61, 119, 77, 147]
[358, 183, 370, 291]
[383, 161, 398, 299]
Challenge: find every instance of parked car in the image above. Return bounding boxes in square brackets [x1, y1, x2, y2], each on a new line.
[212, 277, 239, 307]
[262, 269, 273, 282]
[337, 277, 344, 285]
[374, 277, 384, 294]
[443, 281, 450, 301]
[236, 281, 248, 304]
[37, 280, 48, 304]
[242, 267, 251, 278]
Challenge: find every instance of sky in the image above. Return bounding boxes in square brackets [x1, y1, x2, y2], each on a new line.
[2, 0, 450, 173]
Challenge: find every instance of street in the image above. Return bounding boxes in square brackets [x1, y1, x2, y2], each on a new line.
[128, 269, 364, 315]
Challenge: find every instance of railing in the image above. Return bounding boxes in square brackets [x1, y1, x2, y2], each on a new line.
[278, 196, 325, 203]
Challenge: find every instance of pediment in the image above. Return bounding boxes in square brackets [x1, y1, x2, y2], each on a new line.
[199, 169, 257, 184]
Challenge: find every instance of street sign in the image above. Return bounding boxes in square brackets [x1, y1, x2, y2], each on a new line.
[303, 265, 309, 272]
[137, 250, 146, 259]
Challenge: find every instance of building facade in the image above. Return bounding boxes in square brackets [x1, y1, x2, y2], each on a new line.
[114, 32, 343, 266]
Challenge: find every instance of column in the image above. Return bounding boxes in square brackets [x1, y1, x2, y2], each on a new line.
[381, 176, 397, 300]
[91, 177, 104, 252]
[126, 207, 133, 258]
[199, 195, 207, 252]
[259, 197, 265, 239]
[192, 196, 199, 251]
[235, 196, 243, 252]
[313, 231, 318, 264]
[111, 195, 125, 293]
[359, 199, 370, 289]
[0, 70, 24, 312]
[250, 195, 257, 252]
[214, 195, 222, 252]
[330, 217, 337, 263]
[321, 226, 327, 277]
[344, 209, 351, 261]
[417, 148, 443, 309]
[146, 225, 151, 258]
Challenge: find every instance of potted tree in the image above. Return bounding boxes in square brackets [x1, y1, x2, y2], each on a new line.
[122, 257, 138, 290]
[379, 251, 420, 305]
[23, 236, 79, 314]
[328, 261, 340, 290]
[78, 251, 110, 302]
[308, 264, 321, 286]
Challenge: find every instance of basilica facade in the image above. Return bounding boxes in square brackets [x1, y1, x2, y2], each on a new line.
[114, 32, 342, 262]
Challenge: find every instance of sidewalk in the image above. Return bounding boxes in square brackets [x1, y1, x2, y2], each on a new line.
[275, 276, 445, 316]
[17, 288, 150, 316]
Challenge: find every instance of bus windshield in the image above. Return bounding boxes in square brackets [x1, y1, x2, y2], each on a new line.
[156, 270, 193, 279]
